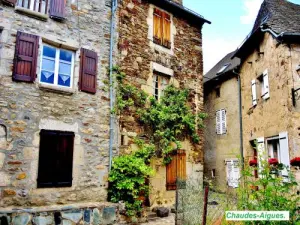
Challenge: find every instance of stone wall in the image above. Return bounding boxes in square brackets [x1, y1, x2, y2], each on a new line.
[0, 0, 113, 207]
[240, 33, 300, 175]
[204, 76, 240, 191]
[118, 0, 205, 207]
[0, 203, 119, 225]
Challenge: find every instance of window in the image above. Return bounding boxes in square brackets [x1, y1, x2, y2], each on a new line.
[225, 159, 239, 188]
[37, 130, 74, 188]
[40, 44, 74, 88]
[216, 109, 226, 135]
[267, 137, 280, 160]
[15, 0, 66, 19]
[256, 132, 290, 178]
[153, 8, 171, 49]
[258, 69, 270, 100]
[166, 150, 186, 190]
[217, 63, 230, 75]
[215, 87, 220, 98]
[17, 0, 47, 14]
[153, 73, 170, 100]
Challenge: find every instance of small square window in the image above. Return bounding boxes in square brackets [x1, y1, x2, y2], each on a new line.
[37, 130, 75, 188]
[40, 44, 75, 89]
[215, 87, 220, 98]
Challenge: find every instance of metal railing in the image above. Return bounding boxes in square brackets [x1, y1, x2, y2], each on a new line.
[17, 0, 48, 14]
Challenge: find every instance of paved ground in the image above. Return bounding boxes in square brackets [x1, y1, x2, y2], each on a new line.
[140, 213, 175, 225]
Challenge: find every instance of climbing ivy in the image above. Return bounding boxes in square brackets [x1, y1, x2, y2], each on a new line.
[108, 66, 206, 217]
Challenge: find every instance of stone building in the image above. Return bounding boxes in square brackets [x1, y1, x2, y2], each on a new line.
[118, 0, 210, 208]
[0, 0, 118, 223]
[233, 0, 300, 181]
[203, 52, 241, 192]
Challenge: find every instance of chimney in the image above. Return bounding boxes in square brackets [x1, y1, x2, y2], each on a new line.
[172, 0, 183, 5]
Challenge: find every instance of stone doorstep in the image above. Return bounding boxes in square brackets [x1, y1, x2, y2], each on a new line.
[0, 202, 119, 214]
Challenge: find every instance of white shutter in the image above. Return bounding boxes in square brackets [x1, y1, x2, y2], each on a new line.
[279, 132, 290, 178]
[216, 110, 221, 134]
[251, 80, 257, 106]
[221, 109, 227, 134]
[257, 137, 265, 177]
[263, 69, 270, 99]
[226, 160, 239, 188]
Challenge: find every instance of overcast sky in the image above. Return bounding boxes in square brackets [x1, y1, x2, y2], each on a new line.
[183, 0, 300, 73]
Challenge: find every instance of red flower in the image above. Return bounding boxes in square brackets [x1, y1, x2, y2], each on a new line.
[268, 158, 279, 165]
[249, 159, 258, 167]
[290, 157, 300, 166]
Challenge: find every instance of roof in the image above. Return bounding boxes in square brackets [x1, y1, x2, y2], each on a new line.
[234, 0, 300, 59]
[204, 51, 240, 83]
[148, 0, 211, 26]
[252, 0, 300, 35]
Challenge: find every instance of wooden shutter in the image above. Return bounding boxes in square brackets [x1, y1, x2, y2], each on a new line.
[279, 132, 290, 178]
[262, 69, 270, 100]
[216, 110, 221, 135]
[162, 13, 171, 49]
[221, 109, 227, 134]
[79, 48, 98, 94]
[251, 79, 257, 106]
[256, 137, 265, 178]
[1, 0, 17, 6]
[166, 150, 186, 190]
[37, 130, 74, 188]
[49, 0, 66, 20]
[13, 31, 39, 82]
[56, 132, 74, 187]
[153, 8, 163, 45]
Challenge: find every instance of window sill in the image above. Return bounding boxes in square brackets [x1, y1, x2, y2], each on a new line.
[15, 6, 49, 21]
[38, 83, 75, 95]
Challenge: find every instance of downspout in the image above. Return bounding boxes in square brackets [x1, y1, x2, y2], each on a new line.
[233, 70, 244, 168]
[109, 0, 118, 171]
[260, 26, 284, 39]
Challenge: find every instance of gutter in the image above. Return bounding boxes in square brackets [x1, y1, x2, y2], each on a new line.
[109, 0, 118, 171]
[232, 70, 244, 169]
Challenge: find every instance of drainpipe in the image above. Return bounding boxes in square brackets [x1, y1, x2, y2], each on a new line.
[109, 0, 118, 171]
[260, 26, 284, 39]
[233, 70, 244, 168]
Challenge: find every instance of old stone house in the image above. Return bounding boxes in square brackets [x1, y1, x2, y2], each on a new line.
[204, 0, 300, 190]
[0, 0, 119, 223]
[118, 0, 210, 208]
[234, 0, 300, 180]
[203, 52, 241, 191]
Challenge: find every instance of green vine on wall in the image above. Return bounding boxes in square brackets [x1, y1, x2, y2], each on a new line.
[108, 66, 207, 218]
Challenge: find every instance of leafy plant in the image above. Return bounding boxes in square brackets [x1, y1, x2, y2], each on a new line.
[237, 159, 300, 224]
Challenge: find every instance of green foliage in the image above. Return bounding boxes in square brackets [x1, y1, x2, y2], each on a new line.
[237, 160, 300, 224]
[108, 144, 154, 217]
[109, 67, 206, 217]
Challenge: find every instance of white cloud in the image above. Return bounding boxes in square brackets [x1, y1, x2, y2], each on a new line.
[203, 37, 242, 74]
[240, 0, 263, 25]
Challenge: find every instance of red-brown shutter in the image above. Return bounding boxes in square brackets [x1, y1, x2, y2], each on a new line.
[49, 0, 66, 20]
[1, 0, 17, 6]
[13, 31, 39, 82]
[166, 150, 186, 190]
[79, 48, 98, 94]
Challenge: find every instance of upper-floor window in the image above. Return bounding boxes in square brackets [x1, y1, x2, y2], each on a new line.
[251, 69, 270, 106]
[17, 0, 48, 14]
[153, 72, 170, 100]
[40, 44, 75, 88]
[153, 8, 171, 49]
[216, 109, 226, 135]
